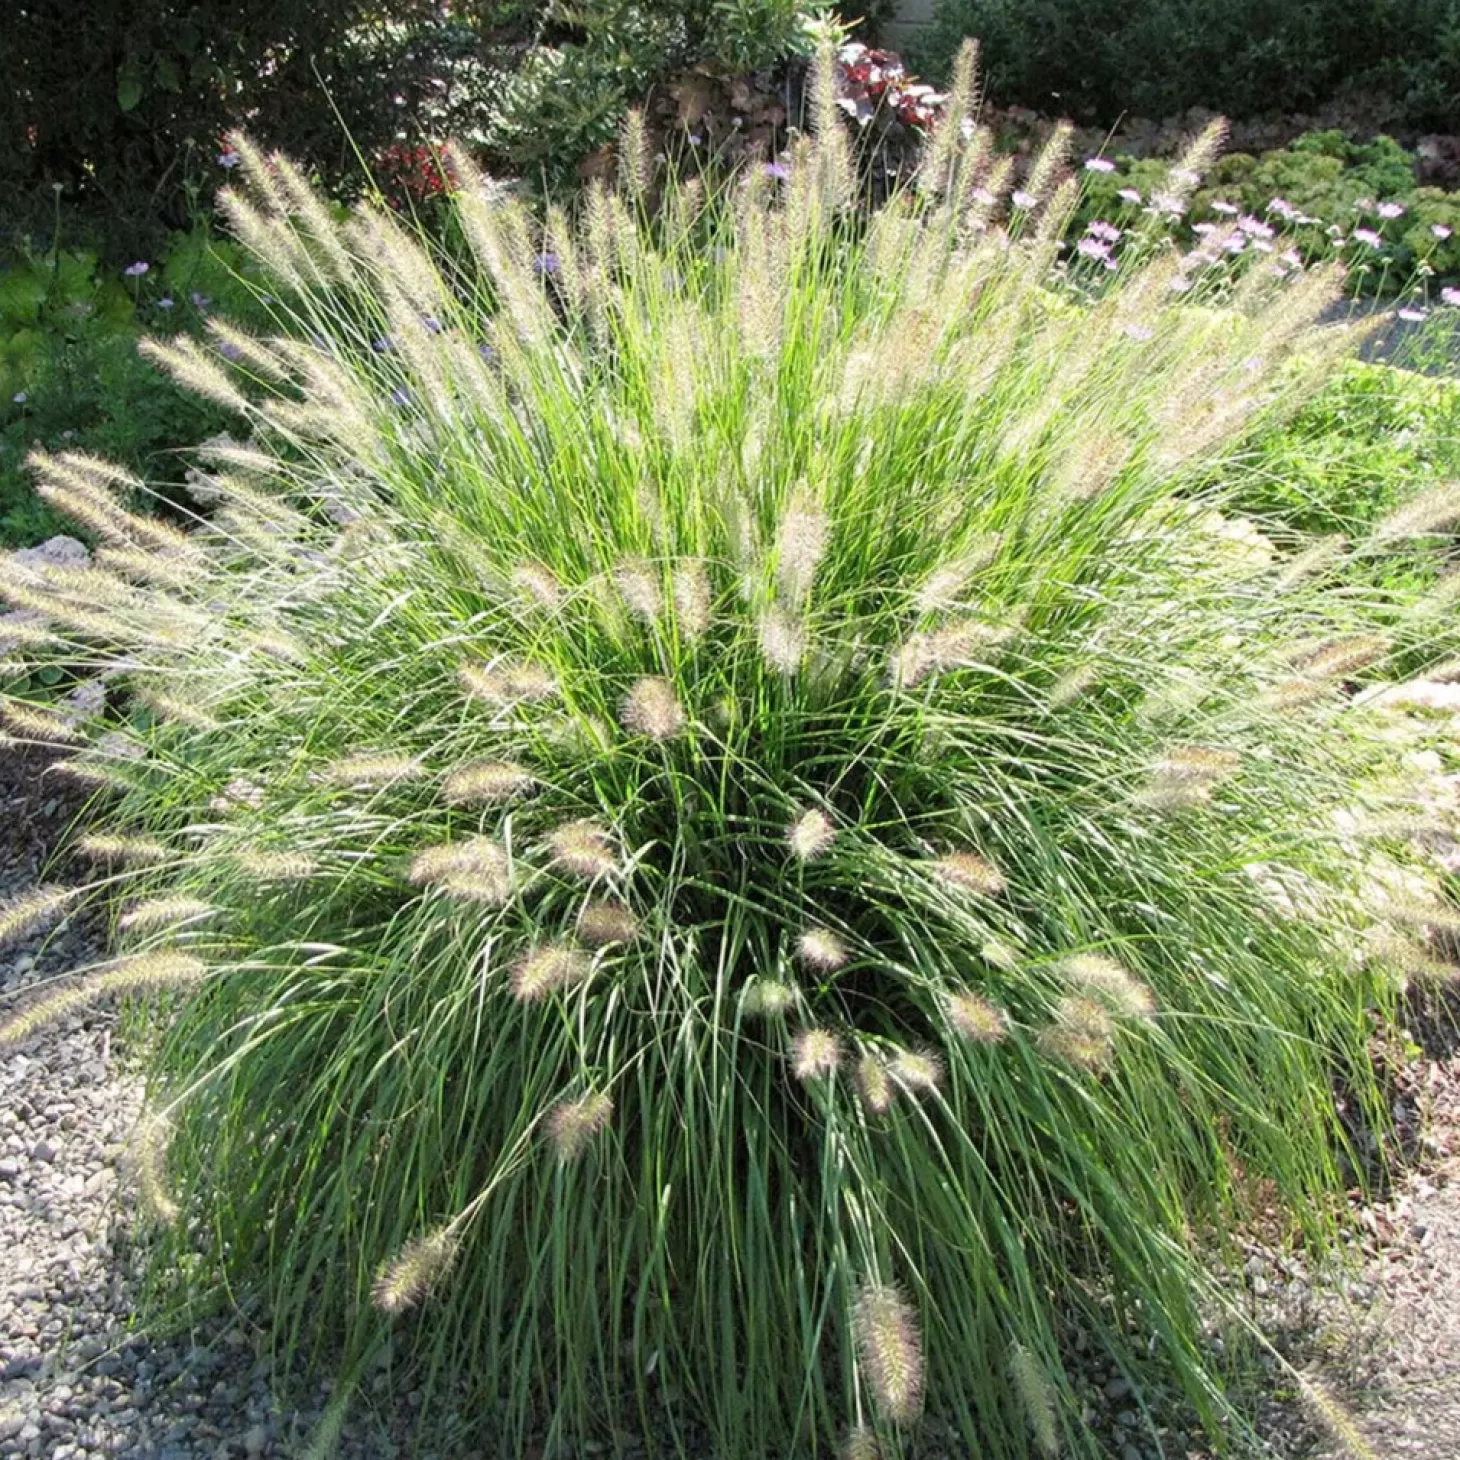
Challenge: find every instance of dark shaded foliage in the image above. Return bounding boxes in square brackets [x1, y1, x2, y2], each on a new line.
[911, 0, 1460, 136]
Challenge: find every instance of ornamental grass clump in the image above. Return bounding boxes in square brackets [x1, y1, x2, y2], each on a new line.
[0, 44, 1452, 1457]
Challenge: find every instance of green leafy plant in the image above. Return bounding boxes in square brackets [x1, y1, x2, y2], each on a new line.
[1, 224, 264, 547]
[2, 58, 1456, 1458]
[912, 0, 1460, 135]
[2, 1, 496, 255]
[490, 0, 819, 178]
[1060, 127, 1460, 301]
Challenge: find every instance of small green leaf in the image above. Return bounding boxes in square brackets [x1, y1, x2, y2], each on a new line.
[117, 62, 144, 112]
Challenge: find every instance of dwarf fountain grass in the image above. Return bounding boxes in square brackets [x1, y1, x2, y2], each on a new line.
[0, 41, 1452, 1457]
[0, 951, 208, 1050]
[0, 885, 77, 950]
[130, 1112, 181, 1226]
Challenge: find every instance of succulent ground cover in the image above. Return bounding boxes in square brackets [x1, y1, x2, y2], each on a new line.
[3, 45, 1460, 1459]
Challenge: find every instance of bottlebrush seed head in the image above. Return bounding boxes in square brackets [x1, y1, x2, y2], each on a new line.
[945, 990, 1008, 1043]
[620, 675, 686, 741]
[577, 901, 639, 946]
[856, 1052, 894, 1114]
[797, 927, 850, 971]
[932, 851, 1006, 897]
[546, 820, 618, 880]
[790, 1026, 842, 1081]
[511, 943, 594, 1002]
[442, 759, 536, 805]
[852, 1284, 924, 1424]
[788, 808, 836, 862]
[545, 1090, 614, 1162]
[372, 1229, 458, 1314]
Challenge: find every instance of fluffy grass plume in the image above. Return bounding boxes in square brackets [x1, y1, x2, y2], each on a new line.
[0, 40, 1446, 1458]
[0, 886, 76, 951]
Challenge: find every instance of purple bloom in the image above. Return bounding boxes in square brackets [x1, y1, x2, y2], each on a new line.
[1087, 220, 1121, 243]
[190, 291, 211, 310]
[1192, 221, 1218, 236]
[1011, 189, 1037, 209]
[1210, 200, 1239, 217]
[11, 391, 26, 404]
[372, 336, 393, 353]
[1250, 238, 1274, 254]
[478, 341, 497, 362]
[1266, 197, 1296, 220]
[390, 387, 411, 406]
[1149, 192, 1185, 217]
[1441, 287, 1460, 306]
[218, 341, 243, 361]
[763, 161, 790, 181]
[123, 260, 149, 277]
[219, 149, 241, 169]
[1122, 323, 1155, 342]
[1224, 233, 1248, 254]
[1433, 223, 1453, 240]
[1295, 213, 1321, 226]
[1169, 275, 1192, 294]
[421, 315, 442, 334]
[1084, 156, 1116, 173]
[1397, 307, 1427, 322]
[1076, 237, 1112, 261]
[1117, 187, 1142, 204]
[971, 187, 997, 206]
[1280, 248, 1302, 268]
[532, 251, 560, 276]
[1352, 227, 1383, 248]
[1376, 201, 1405, 219]
[157, 295, 174, 310]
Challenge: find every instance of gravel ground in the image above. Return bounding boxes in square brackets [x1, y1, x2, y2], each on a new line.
[2, 736, 1458, 1460]
[0, 747, 387, 1460]
[1280, 999, 1460, 1460]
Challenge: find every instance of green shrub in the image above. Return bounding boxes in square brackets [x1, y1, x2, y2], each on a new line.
[490, 0, 820, 179]
[1234, 359, 1460, 536]
[2, 1, 496, 257]
[2, 65, 1455, 1457]
[912, 0, 1460, 135]
[2, 227, 263, 547]
[3, 2, 821, 251]
[1064, 128, 1460, 301]
[1220, 358, 1460, 680]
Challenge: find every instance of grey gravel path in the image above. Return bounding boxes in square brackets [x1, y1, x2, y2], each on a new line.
[0, 748, 404, 1460]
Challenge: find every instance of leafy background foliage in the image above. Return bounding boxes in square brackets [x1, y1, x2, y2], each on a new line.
[911, 0, 1460, 135]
